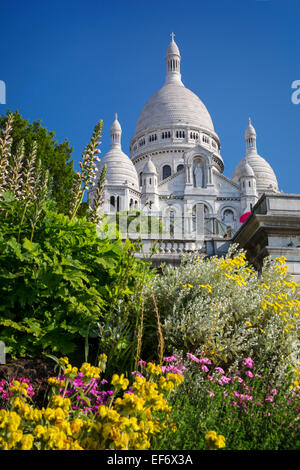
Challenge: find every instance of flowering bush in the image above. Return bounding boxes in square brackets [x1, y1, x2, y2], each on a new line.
[153, 352, 300, 450]
[0, 356, 183, 450]
[145, 246, 300, 372]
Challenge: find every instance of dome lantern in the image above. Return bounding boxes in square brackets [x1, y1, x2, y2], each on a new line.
[245, 117, 257, 154]
[165, 32, 182, 85]
[110, 113, 122, 148]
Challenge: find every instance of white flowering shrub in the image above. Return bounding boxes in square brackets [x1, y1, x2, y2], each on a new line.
[144, 245, 300, 370]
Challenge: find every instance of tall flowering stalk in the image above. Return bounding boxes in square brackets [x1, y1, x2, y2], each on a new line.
[88, 164, 107, 224]
[7, 139, 25, 198]
[16, 141, 39, 241]
[0, 111, 13, 194]
[21, 141, 38, 202]
[69, 121, 103, 220]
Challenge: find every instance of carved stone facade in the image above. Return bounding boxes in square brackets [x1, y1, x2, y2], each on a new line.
[89, 35, 280, 261]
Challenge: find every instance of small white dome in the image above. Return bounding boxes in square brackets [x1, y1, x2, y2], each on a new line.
[110, 113, 121, 132]
[240, 160, 255, 178]
[166, 39, 180, 56]
[97, 148, 139, 190]
[233, 154, 278, 193]
[97, 114, 139, 190]
[143, 158, 157, 174]
[245, 118, 256, 138]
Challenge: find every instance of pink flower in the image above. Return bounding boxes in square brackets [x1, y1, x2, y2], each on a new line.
[243, 357, 254, 369]
[265, 396, 274, 403]
[245, 371, 254, 378]
[207, 391, 215, 397]
[272, 388, 278, 395]
[131, 371, 144, 378]
[187, 353, 200, 363]
[215, 367, 225, 374]
[163, 356, 178, 363]
[199, 357, 212, 365]
[138, 360, 146, 366]
[221, 376, 231, 384]
[201, 365, 209, 372]
[233, 391, 240, 398]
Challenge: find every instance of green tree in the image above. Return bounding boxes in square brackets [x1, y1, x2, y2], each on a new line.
[0, 110, 75, 214]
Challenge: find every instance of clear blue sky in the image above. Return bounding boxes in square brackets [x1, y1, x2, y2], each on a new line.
[1, 0, 300, 194]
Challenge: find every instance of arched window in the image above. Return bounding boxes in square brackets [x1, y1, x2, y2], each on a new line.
[129, 198, 133, 208]
[162, 165, 171, 180]
[110, 196, 115, 209]
[222, 209, 235, 225]
[192, 204, 209, 233]
[170, 210, 175, 236]
[116, 196, 120, 212]
[177, 164, 184, 172]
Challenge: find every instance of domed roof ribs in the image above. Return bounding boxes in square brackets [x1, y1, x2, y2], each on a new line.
[165, 32, 183, 85]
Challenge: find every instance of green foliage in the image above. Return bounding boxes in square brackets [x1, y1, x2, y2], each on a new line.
[0, 204, 150, 363]
[0, 115, 152, 368]
[0, 110, 75, 214]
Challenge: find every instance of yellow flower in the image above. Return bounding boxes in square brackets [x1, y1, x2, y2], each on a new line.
[146, 362, 162, 376]
[205, 430, 226, 450]
[34, 425, 46, 439]
[111, 373, 129, 390]
[245, 321, 252, 327]
[20, 434, 34, 450]
[7, 411, 21, 432]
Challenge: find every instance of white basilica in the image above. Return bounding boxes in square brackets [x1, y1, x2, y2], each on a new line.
[89, 34, 279, 257]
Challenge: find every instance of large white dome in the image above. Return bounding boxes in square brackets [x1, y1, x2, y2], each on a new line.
[134, 81, 215, 136]
[133, 35, 215, 139]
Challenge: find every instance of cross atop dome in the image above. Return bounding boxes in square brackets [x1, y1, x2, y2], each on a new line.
[165, 33, 182, 84]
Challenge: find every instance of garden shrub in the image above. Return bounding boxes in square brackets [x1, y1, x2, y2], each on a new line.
[144, 245, 300, 371]
[0, 208, 148, 362]
[0, 112, 152, 370]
